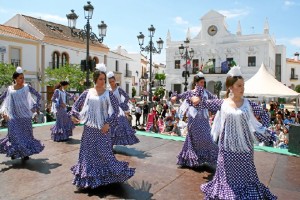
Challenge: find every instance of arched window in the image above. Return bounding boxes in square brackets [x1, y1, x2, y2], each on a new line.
[61, 52, 69, 66]
[52, 51, 60, 69]
[93, 56, 99, 64]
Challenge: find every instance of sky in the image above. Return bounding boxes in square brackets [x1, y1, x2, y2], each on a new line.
[0, 0, 300, 64]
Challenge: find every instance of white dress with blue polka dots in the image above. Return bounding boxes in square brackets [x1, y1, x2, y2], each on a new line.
[200, 96, 277, 200]
[110, 87, 139, 145]
[175, 88, 219, 167]
[0, 84, 44, 158]
[70, 89, 135, 188]
[50, 89, 75, 141]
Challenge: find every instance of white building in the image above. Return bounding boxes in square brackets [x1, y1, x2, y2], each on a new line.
[284, 52, 300, 90]
[2, 14, 144, 101]
[165, 10, 286, 94]
[0, 24, 40, 91]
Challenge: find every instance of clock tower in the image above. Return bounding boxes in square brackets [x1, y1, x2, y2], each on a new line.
[199, 10, 230, 40]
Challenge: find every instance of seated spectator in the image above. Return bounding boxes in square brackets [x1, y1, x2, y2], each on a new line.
[290, 110, 296, 122]
[32, 109, 45, 123]
[277, 127, 289, 149]
[162, 119, 174, 135]
[157, 116, 165, 133]
[149, 118, 159, 133]
[45, 107, 54, 122]
[283, 115, 294, 125]
[171, 117, 187, 136]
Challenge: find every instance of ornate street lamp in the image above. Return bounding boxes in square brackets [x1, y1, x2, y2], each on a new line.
[66, 1, 107, 89]
[179, 38, 194, 91]
[137, 25, 164, 103]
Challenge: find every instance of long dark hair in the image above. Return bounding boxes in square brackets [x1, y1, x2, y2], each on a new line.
[191, 75, 205, 89]
[54, 83, 62, 90]
[12, 71, 23, 83]
[225, 76, 243, 98]
[93, 70, 107, 84]
[60, 81, 69, 86]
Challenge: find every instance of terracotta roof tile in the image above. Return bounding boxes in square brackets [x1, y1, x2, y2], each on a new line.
[286, 58, 300, 64]
[0, 24, 38, 40]
[22, 15, 107, 49]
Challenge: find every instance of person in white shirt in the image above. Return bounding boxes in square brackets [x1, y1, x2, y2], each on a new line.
[135, 105, 142, 126]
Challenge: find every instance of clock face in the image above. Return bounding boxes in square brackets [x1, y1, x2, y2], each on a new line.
[208, 25, 218, 36]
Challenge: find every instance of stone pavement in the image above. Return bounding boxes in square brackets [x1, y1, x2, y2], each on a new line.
[0, 125, 300, 200]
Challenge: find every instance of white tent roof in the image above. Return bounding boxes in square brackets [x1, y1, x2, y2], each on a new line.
[244, 63, 299, 98]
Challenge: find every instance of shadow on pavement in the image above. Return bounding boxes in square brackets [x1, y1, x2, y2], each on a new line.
[75, 180, 153, 200]
[113, 146, 152, 159]
[65, 138, 81, 145]
[0, 158, 62, 174]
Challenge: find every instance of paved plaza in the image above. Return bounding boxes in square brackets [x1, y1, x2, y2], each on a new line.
[0, 124, 299, 200]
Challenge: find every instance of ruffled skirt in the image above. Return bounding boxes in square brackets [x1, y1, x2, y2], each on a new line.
[177, 115, 218, 167]
[71, 125, 135, 188]
[111, 116, 139, 146]
[201, 149, 277, 200]
[51, 108, 74, 142]
[0, 118, 44, 158]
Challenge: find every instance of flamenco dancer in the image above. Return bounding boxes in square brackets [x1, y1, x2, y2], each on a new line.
[171, 72, 218, 168]
[0, 67, 44, 160]
[107, 71, 139, 146]
[50, 81, 75, 142]
[70, 64, 135, 189]
[191, 66, 277, 199]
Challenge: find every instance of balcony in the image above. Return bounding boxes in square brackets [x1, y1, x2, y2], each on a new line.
[11, 59, 20, 67]
[125, 70, 132, 77]
[290, 74, 298, 80]
[202, 67, 230, 74]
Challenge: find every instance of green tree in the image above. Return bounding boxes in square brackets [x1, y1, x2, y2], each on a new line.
[295, 84, 300, 93]
[214, 81, 223, 98]
[154, 86, 165, 99]
[0, 63, 16, 87]
[154, 73, 166, 86]
[43, 64, 86, 91]
[132, 87, 136, 98]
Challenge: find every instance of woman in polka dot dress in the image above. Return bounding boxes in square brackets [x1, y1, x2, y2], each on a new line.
[50, 81, 75, 142]
[171, 72, 218, 168]
[107, 71, 139, 146]
[70, 64, 135, 189]
[192, 66, 277, 199]
[0, 67, 44, 160]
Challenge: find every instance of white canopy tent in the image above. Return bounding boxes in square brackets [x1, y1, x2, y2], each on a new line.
[244, 63, 300, 111]
[244, 63, 299, 98]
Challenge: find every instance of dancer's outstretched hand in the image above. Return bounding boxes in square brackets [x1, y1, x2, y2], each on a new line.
[191, 96, 201, 106]
[101, 123, 110, 134]
[71, 116, 80, 124]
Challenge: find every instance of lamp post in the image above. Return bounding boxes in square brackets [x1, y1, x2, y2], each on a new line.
[66, 1, 107, 89]
[179, 38, 194, 91]
[137, 25, 164, 103]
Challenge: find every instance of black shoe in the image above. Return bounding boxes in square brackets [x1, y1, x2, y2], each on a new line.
[22, 156, 30, 161]
[11, 155, 16, 160]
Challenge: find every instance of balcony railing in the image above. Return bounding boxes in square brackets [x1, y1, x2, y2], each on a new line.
[290, 74, 298, 80]
[125, 70, 132, 77]
[11, 59, 20, 67]
[192, 67, 230, 74]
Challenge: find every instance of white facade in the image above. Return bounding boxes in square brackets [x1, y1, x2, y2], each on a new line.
[165, 10, 286, 94]
[0, 28, 40, 91]
[284, 53, 300, 89]
[3, 15, 141, 95]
